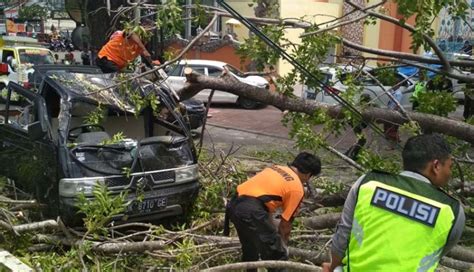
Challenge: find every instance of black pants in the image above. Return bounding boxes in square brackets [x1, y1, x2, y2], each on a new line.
[228, 196, 287, 272]
[96, 56, 120, 73]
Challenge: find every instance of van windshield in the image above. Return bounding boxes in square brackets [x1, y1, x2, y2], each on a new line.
[19, 48, 54, 65]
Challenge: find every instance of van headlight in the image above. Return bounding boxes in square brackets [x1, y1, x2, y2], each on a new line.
[175, 165, 198, 183]
[59, 178, 105, 197]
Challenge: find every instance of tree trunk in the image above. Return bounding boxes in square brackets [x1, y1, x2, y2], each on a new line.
[86, 0, 128, 50]
[301, 213, 341, 230]
[178, 70, 474, 143]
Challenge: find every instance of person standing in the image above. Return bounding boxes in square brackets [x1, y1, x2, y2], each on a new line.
[96, 20, 160, 73]
[322, 134, 465, 272]
[226, 152, 321, 272]
[412, 71, 427, 110]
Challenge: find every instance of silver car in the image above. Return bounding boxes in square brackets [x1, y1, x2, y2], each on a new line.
[304, 65, 415, 108]
[165, 59, 269, 109]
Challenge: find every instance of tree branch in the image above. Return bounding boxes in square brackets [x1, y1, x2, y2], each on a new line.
[301, 0, 387, 37]
[345, 0, 451, 71]
[201, 260, 321, 272]
[341, 38, 474, 82]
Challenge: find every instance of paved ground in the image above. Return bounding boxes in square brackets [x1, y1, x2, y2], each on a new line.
[199, 104, 295, 154]
[198, 102, 467, 156]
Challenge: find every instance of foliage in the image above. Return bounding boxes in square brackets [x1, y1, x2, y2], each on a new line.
[84, 103, 105, 125]
[18, 4, 48, 20]
[416, 91, 457, 117]
[372, 67, 399, 86]
[123, 21, 153, 42]
[192, 158, 245, 220]
[155, 0, 184, 37]
[316, 176, 346, 195]
[101, 132, 126, 145]
[248, 150, 294, 164]
[76, 183, 129, 236]
[356, 149, 401, 174]
[173, 237, 197, 269]
[237, 25, 288, 71]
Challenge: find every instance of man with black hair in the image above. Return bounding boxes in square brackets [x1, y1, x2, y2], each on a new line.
[226, 152, 321, 272]
[322, 134, 464, 272]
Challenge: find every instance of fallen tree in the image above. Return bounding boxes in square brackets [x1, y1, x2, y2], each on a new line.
[177, 68, 474, 143]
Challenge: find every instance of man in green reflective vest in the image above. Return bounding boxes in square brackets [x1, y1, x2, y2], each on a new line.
[322, 134, 465, 272]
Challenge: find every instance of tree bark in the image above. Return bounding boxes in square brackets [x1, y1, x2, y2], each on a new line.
[439, 256, 474, 271]
[12, 220, 58, 234]
[301, 213, 341, 230]
[178, 71, 474, 143]
[289, 247, 330, 265]
[202, 260, 321, 272]
[447, 245, 474, 263]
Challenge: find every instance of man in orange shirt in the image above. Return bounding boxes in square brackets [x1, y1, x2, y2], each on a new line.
[227, 152, 321, 271]
[96, 21, 160, 73]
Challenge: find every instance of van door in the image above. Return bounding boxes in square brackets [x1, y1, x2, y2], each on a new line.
[0, 83, 57, 206]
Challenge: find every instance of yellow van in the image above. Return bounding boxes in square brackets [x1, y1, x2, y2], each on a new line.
[0, 36, 55, 90]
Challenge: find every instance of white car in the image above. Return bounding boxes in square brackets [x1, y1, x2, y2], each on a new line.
[304, 65, 415, 108]
[165, 59, 269, 109]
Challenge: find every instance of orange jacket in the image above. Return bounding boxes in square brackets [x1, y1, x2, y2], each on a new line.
[237, 165, 304, 221]
[98, 31, 143, 70]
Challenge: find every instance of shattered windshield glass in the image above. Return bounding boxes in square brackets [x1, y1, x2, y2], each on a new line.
[51, 71, 194, 178]
[69, 136, 194, 177]
[47, 72, 138, 112]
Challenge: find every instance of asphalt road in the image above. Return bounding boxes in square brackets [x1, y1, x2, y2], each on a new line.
[200, 104, 296, 153]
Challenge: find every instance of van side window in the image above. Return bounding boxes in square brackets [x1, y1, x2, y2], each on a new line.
[2, 50, 15, 71]
[2, 50, 14, 63]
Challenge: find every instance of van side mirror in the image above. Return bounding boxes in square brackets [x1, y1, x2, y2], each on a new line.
[27, 121, 46, 140]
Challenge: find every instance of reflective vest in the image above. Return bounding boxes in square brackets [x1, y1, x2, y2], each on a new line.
[343, 171, 460, 272]
[237, 165, 303, 221]
[98, 31, 143, 70]
[412, 81, 427, 100]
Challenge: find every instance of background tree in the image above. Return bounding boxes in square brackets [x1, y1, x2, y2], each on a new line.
[18, 4, 48, 20]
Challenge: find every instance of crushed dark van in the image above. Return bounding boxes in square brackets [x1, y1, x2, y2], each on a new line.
[0, 65, 200, 225]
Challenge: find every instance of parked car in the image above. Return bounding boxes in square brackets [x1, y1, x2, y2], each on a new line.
[0, 65, 200, 226]
[165, 59, 269, 109]
[397, 64, 470, 102]
[304, 65, 415, 108]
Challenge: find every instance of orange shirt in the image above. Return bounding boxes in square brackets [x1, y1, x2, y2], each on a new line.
[237, 165, 304, 221]
[98, 31, 143, 70]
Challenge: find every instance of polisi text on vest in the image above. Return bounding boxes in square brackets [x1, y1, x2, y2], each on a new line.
[371, 187, 440, 227]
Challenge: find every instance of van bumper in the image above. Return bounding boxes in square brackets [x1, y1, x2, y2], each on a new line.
[59, 181, 200, 226]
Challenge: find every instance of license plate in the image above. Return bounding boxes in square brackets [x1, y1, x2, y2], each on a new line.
[127, 197, 167, 214]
